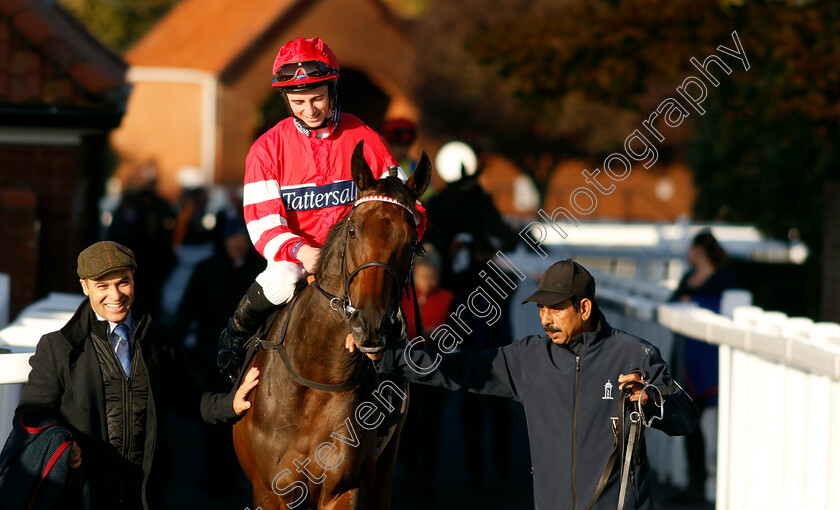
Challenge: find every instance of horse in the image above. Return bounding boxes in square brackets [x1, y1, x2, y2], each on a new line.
[233, 140, 432, 509]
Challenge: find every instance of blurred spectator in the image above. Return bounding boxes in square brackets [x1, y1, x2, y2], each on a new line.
[449, 236, 515, 488]
[108, 183, 177, 318]
[173, 187, 213, 246]
[211, 183, 247, 254]
[397, 246, 454, 500]
[669, 230, 738, 504]
[383, 117, 436, 202]
[383, 118, 417, 170]
[175, 218, 265, 494]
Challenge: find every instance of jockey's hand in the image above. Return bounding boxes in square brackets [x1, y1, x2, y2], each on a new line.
[69, 441, 82, 469]
[297, 245, 320, 274]
[618, 372, 649, 406]
[233, 366, 260, 415]
[345, 333, 383, 361]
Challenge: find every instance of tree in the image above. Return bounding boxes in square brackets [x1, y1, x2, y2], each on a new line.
[58, 0, 180, 53]
[412, 0, 839, 254]
[411, 0, 838, 318]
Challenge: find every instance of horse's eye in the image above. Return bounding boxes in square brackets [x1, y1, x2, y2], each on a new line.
[347, 224, 356, 238]
[415, 243, 426, 256]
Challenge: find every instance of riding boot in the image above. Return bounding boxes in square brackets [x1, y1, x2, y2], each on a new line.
[218, 282, 275, 381]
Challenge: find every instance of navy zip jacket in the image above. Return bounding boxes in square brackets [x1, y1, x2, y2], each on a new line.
[374, 312, 697, 509]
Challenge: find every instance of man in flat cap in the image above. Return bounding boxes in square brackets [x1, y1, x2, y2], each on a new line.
[13, 241, 260, 509]
[348, 259, 697, 510]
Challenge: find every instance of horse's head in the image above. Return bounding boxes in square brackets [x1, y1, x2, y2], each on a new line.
[343, 140, 431, 353]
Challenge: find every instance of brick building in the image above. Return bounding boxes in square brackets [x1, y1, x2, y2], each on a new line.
[111, 0, 417, 201]
[0, 0, 126, 318]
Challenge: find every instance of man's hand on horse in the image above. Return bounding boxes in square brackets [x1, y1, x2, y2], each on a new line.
[233, 366, 260, 415]
[618, 372, 649, 406]
[345, 333, 383, 361]
[297, 245, 321, 274]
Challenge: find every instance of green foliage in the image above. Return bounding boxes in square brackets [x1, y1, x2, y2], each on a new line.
[414, 0, 839, 252]
[686, 2, 839, 251]
[58, 0, 180, 53]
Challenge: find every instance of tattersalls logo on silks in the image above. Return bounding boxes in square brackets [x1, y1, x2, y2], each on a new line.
[280, 181, 358, 211]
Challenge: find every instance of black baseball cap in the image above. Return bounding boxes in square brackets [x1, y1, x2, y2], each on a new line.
[522, 259, 596, 307]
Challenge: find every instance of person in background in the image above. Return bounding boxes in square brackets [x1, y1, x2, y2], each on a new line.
[12, 241, 259, 509]
[108, 182, 177, 319]
[383, 118, 417, 171]
[669, 229, 737, 504]
[176, 218, 265, 494]
[383, 117, 437, 203]
[397, 246, 454, 500]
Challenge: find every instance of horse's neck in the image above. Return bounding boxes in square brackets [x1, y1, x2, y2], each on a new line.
[282, 278, 362, 384]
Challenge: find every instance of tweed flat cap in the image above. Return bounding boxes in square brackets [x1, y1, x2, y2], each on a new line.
[77, 241, 137, 280]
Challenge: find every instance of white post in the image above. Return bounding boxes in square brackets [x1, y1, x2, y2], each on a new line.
[0, 273, 9, 328]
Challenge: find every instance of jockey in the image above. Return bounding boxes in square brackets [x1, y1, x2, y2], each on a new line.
[217, 37, 426, 380]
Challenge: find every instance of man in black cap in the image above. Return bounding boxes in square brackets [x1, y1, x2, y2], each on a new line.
[12, 241, 260, 509]
[347, 259, 697, 509]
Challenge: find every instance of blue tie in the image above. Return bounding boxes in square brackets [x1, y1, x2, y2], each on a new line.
[113, 323, 132, 377]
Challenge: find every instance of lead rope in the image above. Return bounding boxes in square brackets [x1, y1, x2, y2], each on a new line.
[585, 376, 666, 510]
[617, 412, 641, 510]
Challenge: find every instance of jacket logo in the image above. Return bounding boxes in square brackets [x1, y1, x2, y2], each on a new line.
[602, 380, 613, 400]
[281, 180, 358, 211]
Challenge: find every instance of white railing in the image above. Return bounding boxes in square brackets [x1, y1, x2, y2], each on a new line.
[658, 303, 840, 510]
[0, 292, 84, 443]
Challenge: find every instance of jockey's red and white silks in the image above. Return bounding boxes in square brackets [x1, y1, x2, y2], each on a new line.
[244, 113, 426, 264]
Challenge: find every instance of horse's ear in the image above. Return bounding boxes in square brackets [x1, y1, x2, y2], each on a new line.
[405, 151, 432, 200]
[351, 140, 376, 192]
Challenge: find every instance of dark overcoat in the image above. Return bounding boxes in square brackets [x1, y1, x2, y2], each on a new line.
[16, 299, 238, 509]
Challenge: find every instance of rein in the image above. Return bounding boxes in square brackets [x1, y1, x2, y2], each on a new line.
[255, 291, 374, 392]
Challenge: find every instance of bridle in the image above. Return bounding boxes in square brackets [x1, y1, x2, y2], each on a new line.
[255, 192, 424, 392]
[308, 193, 425, 351]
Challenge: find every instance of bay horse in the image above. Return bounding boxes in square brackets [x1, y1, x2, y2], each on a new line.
[233, 140, 431, 509]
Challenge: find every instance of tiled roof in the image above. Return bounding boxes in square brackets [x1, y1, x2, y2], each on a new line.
[0, 0, 126, 104]
[126, 0, 303, 73]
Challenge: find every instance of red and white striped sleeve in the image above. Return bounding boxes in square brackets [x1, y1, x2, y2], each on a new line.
[242, 143, 305, 264]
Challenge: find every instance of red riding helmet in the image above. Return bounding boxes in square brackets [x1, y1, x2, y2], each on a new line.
[272, 37, 340, 90]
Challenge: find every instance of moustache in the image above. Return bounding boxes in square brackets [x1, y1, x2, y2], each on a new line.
[544, 327, 560, 333]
